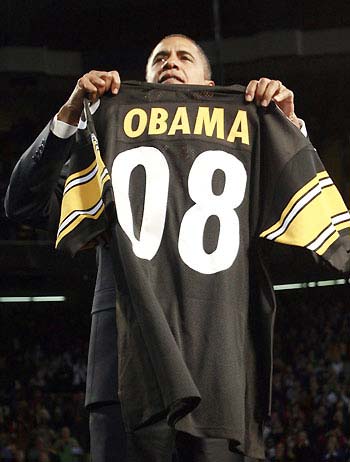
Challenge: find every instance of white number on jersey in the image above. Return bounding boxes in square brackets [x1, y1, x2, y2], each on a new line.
[112, 146, 169, 259]
[111, 147, 247, 274]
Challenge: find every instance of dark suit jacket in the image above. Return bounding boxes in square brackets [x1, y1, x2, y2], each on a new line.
[5, 124, 118, 406]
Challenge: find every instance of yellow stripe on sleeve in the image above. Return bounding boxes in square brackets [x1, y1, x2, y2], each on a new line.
[56, 205, 105, 247]
[267, 185, 349, 247]
[259, 162, 350, 258]
[316, 231, 339, 256]
[260, 172, 328, 239]
[65, 160, 97, 186]
[60, 175, 105, 222]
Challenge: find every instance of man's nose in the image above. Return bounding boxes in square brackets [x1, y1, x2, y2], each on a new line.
[162, 57, 179, 69]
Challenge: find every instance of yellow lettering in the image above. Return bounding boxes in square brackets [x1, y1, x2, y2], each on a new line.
[148, 108, 168, 135]
[227, 110, 249, 145]
[194, 107, 224, 139]
[168, 107, 191, 135]
[124, 108, 148, 138]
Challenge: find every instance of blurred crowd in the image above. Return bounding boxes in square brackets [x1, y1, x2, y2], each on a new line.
[1, 291, 350, 461]
[0, 306, 90, 462]
[267, 293, 350, 461]
[0, 336, 89, 462]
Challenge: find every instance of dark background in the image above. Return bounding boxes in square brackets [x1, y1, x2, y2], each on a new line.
[2, 1, 350, 50]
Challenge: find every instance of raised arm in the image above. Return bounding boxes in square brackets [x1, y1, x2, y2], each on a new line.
[5, 70, 121, 232]
[57, 70, 120, 125]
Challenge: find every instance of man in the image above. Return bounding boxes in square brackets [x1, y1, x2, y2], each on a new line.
[6, 35, 322, 462]
[57, 35, 301, 130]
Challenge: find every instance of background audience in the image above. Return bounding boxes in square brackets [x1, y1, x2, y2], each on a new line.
[1, 289, 350, 460]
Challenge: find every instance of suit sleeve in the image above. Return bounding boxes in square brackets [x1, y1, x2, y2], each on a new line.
[5, 122, 74, 233]
[258, 105, 350, 273]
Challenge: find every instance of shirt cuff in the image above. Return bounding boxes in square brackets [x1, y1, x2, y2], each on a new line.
[50, 115, 78, 139]
[298, 119, 307, 137]
[50, 100, 100, 138]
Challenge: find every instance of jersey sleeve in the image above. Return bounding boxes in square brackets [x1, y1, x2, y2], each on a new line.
[258, 106, 350, 273]
[55, 102, 114, 255]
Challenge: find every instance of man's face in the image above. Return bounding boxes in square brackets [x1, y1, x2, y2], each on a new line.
[146, 36, 214, 86]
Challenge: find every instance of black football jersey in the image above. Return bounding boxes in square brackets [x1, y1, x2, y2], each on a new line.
[57, 82, 350, 459]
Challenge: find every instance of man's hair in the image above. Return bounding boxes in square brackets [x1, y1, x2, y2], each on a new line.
[146, 34, 212, 81]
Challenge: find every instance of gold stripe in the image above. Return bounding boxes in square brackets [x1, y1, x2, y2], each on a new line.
[315, 231, 339, 256]
[56, 205, 105, 246]
[260, 171, 329, 238]
[57, 134, 111, 250]
[268, 185, 349, 247]
[65, 160, 97, 186]
[335, 220, 350, 232]
[63, 133, 105, 188]
[60, 169, 109, 225]
[101, 173, 110, 187]
[317, 171, 329, 180]
[60, 177, 105, 222]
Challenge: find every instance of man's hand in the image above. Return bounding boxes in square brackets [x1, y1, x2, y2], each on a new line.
[57, 70, 120, 126]
[245, 78, 301, 129]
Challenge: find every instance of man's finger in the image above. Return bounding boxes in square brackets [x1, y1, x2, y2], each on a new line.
[260, 80, 282, 107]
[90, 70, 120, 96]
[77, 77, 99, 98]
[109, 71, 121, 95]
[245, 80, 258, 102]
[273, 88, 293, 103]
[254, 78, 271, 102]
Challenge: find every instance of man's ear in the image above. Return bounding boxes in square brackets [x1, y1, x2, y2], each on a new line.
[206, 80, 215, 86]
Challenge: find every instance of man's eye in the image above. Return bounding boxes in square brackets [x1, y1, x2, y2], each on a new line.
[182, 55, 193, 62]
[154, 56, 166, 64]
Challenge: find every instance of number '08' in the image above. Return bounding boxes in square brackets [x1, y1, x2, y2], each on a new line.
[111, 146, 247, 274]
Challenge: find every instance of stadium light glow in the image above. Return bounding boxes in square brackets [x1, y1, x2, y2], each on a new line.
[273, 279, 348, 291]
[0, 296, 66, 303]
